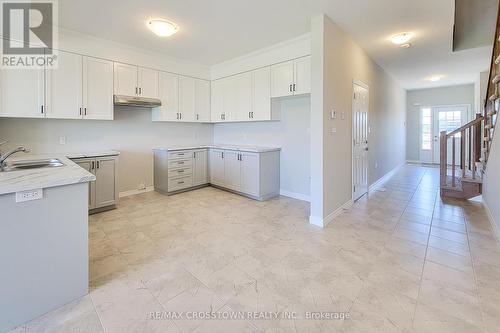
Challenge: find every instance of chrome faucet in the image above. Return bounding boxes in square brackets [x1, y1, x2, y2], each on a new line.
[0, 141, 30, 165]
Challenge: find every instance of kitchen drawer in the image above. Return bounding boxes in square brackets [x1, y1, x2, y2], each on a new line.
[168, 158, 193, 169]
[168, 175, 193, 191]
[168, 151, 194, 160]
[168, 166, 192, 178]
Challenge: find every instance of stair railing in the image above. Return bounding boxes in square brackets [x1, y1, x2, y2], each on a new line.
[440, 114, 484, 193]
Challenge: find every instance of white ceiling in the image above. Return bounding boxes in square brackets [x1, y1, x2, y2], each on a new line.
[59, 0, 493, 90]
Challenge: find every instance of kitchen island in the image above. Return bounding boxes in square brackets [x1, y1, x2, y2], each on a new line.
[0, 155, 95, 332]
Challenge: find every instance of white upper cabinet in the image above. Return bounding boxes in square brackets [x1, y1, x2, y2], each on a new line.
[0, 68, 45, 118]
[179, 76, 196, 122]
[45, 50, 82, 119]
[138, 67, 159, 99]
[251, 67, 272, 121]
[82, 57, 114, 120]
[294, 56, 311, 95]
[210, 80, 224, 122]
[271, 61, 294, 98]
[153, 72, 179, 121]
[114, 62, 159, 99]
[270, 56, 310, 98]
[235, 72, 252, 121]
[195, 79, 210, 122]
[113, 62, 137, 96]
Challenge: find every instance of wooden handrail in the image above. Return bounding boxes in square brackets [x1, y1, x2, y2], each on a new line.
[447, 116, 484, 138]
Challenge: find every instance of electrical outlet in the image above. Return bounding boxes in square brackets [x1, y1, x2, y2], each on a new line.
[15, 189, 43, 203]
[331, 109, 337, 119]
[59, 136, 66, 145]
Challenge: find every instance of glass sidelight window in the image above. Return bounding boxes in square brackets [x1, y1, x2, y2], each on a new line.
[421, 108, 432, 150]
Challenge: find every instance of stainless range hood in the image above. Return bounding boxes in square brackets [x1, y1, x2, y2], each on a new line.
[113, 95, 162, 108]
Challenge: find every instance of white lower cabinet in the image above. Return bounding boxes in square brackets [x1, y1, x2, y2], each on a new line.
[209, 149, 225, 186]
[73, 155, 118, 213]
[154, 148, 209, 194]
[223, 151, 241, 191]
[193, 149, 208, 186]
[240, 152, 260, 196]
[155, 147, 280, 200]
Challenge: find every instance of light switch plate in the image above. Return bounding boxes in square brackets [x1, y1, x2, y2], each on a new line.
[16, 189, 43, 203]
[59, 136, 66, 145]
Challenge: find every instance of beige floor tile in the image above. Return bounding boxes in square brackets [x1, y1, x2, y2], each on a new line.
[26, 296, 103, 333]
[14, 165, 500, 332]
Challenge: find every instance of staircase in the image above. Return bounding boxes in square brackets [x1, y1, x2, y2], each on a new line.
[440, 3, 500, 199]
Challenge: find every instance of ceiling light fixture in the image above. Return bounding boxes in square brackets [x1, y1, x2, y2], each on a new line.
[391, 32, 413, 45]
[427, 75, 443, 82]
[147, 19, 179, 37]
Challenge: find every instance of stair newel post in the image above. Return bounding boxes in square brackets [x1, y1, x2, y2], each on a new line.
[452, 135, 456, 187]
[440, 131, 447, 191]
[461, 130, 466, 178]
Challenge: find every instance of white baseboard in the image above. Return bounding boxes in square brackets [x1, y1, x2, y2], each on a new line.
[279, 189, 310, 202]
[369, 163, 404, 191]
[406, 160, 420, 164]
[309, 199, 353, 228]
[483, 200, 500, 243]
[119, 186, 154, 198]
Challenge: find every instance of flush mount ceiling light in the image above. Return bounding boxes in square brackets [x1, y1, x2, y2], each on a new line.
[427, 75, 444, 82]
[391, 32, 413, 45]
[147, 19, 179, 37]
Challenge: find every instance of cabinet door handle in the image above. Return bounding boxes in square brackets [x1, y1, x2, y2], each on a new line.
[221, 152, 224, 158]
[178, 181, 185, 184]
[79, 107, 82, 116]
[41, 105, 44, 114]
[178, 170, 184, 173]
[84, 107, 87, 115]
[196, 114, 199, 120]
[177, 161, 184, 164]
[97, 161, 100, 169]
[135, 87, 138, 95]
[91, 161, 95, 170]
[180, 113, 182, 120]
[289, 84, 293, 92]
[139, 87, 142, 95]
[193, 152, 196, 158]
[293, 83, 296, 92]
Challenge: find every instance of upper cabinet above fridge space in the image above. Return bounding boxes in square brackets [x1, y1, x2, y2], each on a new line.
[113, 62, 159, 99]
[270, 56, 311, 98]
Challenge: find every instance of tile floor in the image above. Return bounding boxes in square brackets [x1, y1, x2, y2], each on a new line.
[8, 164, 500, 333]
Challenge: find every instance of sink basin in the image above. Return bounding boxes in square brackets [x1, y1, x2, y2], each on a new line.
[0, 158, 65, 172]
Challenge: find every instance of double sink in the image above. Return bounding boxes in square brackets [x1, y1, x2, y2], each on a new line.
[0, 158, 65, 172]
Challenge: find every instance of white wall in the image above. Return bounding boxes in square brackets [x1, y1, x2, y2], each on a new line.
[310, 14, 407, 225]
[0, 109, 212, 193]
[214, 97, 311, 199]
[406, 84, 475, 162]
[484, 135, 500, 230]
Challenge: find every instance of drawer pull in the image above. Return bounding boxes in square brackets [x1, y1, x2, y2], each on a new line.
[177, 161, 184, 164]
[178, 170, 184, 173]
[178, 181, 184, 184]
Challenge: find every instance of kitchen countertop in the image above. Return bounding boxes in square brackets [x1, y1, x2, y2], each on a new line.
[0, 154, 96, 195]
[65, 150, 121, 159]
[153, 144, 281, 153]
